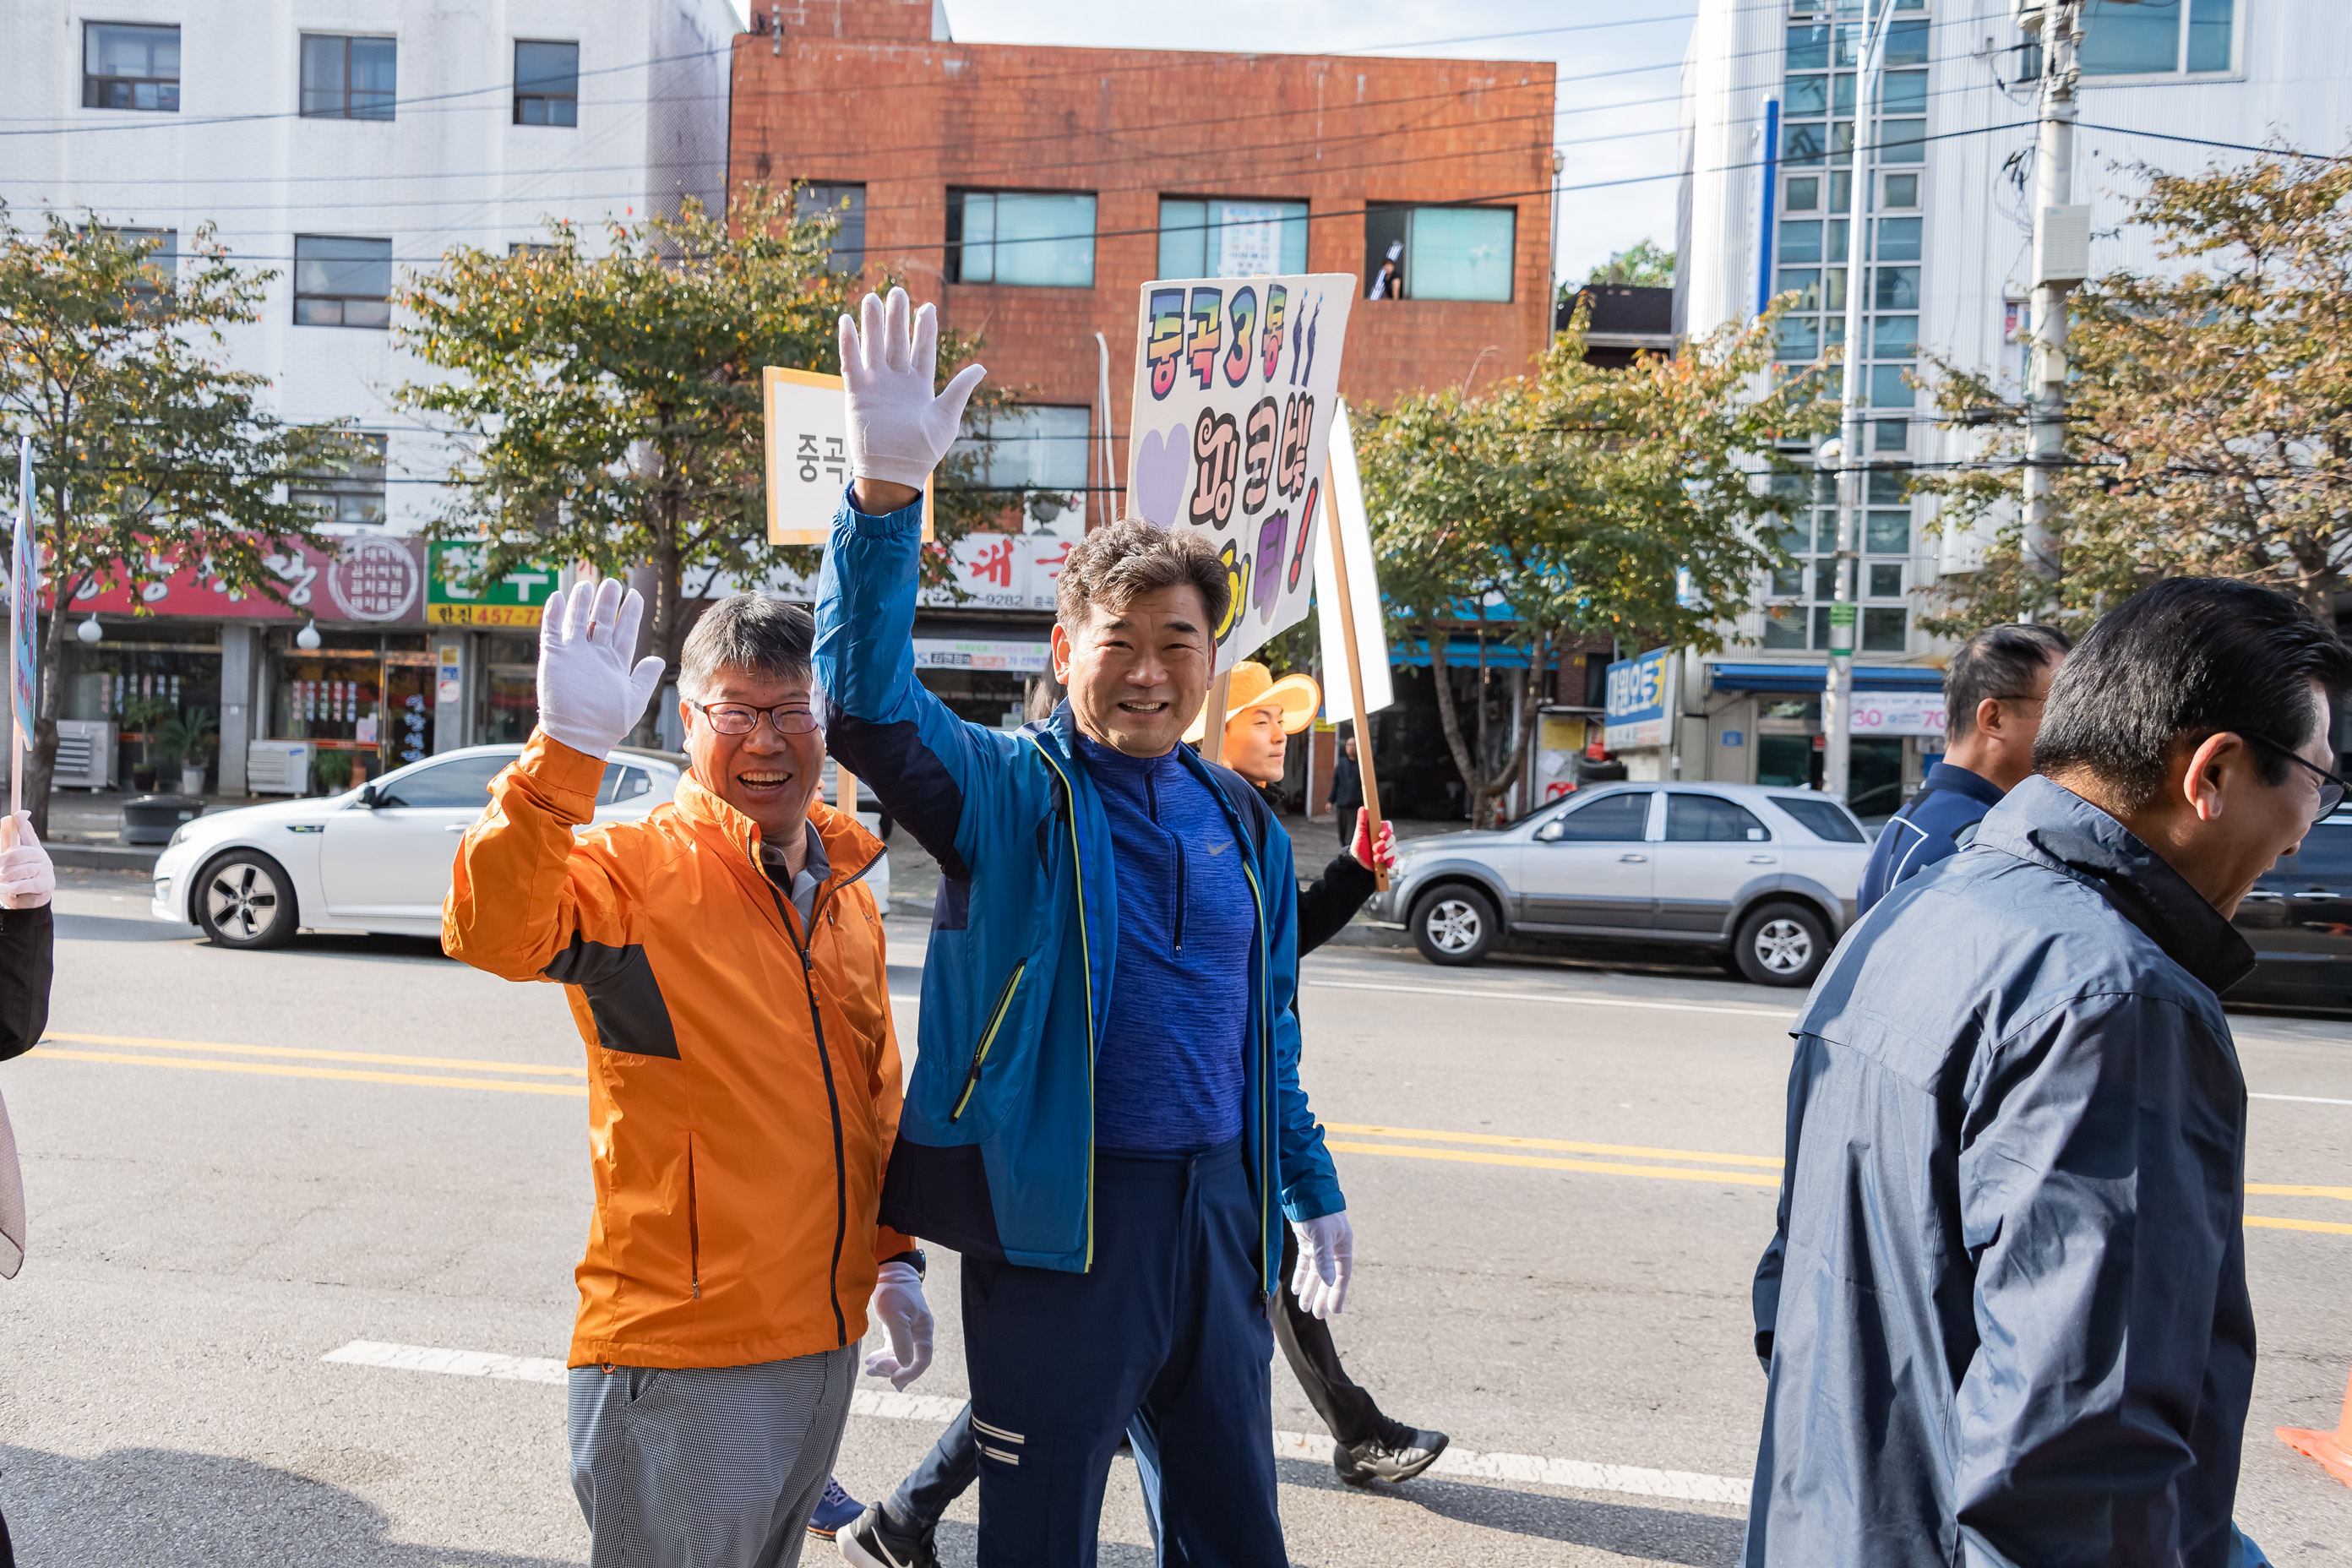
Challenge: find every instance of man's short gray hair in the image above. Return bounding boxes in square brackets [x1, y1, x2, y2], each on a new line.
[678, 594, 814, 701]
[1054, 520, 1230, 631]
[1944, 622, 2071, 742]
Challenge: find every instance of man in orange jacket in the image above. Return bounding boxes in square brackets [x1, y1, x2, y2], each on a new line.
[445, 582, 930, 1568]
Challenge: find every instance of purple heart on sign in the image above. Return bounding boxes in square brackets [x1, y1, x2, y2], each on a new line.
[1132, 424, 1190, 526]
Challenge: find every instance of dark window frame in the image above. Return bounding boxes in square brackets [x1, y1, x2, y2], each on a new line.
[795, 182, 867, 274]
[289, 433, 389, 525]
[83, 20, 180, 112]
[943, 188, 1099, 289]
[299, 33, 398, 122]
[292, 235, 394, 329]
[513, 40, 580, 128]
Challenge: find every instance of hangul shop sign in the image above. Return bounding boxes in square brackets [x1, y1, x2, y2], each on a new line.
[55, 536, 425, 622]
[1603, 647, 1676, 750]
[426, 542, 560, 626]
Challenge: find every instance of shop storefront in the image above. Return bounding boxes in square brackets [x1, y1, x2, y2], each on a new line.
[1700, 661, 1945, 823]
[58, 624, 224, 791]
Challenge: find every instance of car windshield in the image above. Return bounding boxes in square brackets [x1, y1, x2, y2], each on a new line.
[1770, 795, 1865, 843]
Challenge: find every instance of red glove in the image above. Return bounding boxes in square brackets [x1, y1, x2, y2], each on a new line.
[1350, 808, 1395, 873]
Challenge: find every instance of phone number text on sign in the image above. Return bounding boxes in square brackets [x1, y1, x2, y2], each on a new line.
[1125, 273, 1352, 669]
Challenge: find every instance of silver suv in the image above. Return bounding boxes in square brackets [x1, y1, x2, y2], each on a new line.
[1367, 782, 1872, 986]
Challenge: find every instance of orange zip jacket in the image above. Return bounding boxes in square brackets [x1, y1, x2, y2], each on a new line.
[444, 731, 912, 1370]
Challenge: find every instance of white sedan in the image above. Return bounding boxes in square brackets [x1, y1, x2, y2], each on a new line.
[149, 744, 889, 948]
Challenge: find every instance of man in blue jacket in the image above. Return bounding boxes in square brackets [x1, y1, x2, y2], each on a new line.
[1747, 576, 2349, 1567]
[1856, 622, 2069, 913]
[814, 289, 1350, 1568]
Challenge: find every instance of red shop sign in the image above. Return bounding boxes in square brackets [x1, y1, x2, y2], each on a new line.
[51, 536, 427, 623]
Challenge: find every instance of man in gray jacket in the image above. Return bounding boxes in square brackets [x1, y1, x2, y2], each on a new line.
[1747, 577, 2350, 1568]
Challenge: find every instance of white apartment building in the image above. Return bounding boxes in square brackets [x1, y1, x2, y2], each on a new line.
[1674, 0, 2351, 818]
[1, 0, 738, 792]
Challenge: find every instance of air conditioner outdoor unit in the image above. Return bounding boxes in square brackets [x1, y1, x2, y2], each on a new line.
[52, 720, 117, 792]
[247, 740, 313, 797]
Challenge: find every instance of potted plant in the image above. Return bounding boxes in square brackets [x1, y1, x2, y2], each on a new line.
[120, 694, 174, 792]
[154, 708, 217, 798]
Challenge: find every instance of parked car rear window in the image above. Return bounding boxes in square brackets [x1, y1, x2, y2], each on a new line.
[1539, 790, 1652, 841]
[599, 764, 651, 805]
[1771, 795, 1865, 842]
[2272, 819, 2352, 883]
[1666, 793, 1769, 842]
[376, 753, 510, 808]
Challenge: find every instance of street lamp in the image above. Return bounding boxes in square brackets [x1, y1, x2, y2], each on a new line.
[296, 618, 322, 651]
[77, 614, 101, 644]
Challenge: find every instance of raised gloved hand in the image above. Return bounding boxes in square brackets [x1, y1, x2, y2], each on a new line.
[1, 812, 55, 910]
[838, 286, 988, 488]
[863, 1260, 934, 1391]
[535, 577, 666, 761]
[1349, 810, 1396, 874]
[1290, 1211, 1354, 1320]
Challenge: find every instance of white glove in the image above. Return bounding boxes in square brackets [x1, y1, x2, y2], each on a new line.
[863, 1260, 934, 1391]
[535, 577, 665, 760]
[1290, 1211, 1354, 1320]
[1, 812, 55, 910]
[838, 286, 988, 488]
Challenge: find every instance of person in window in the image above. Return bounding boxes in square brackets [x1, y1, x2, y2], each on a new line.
[1, 812, 58, 1568]
[1856, 623, 2070, 914]
[1746, 578, 2343, 1567]
[1368, 240, 1404, 301]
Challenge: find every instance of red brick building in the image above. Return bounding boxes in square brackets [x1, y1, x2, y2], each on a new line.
[728, 0, 1557, 519]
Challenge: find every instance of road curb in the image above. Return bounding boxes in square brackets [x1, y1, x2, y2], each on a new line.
[50, 843, 161, 874]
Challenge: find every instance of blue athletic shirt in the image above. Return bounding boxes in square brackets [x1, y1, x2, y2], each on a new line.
[1855, 760, 2007, 915]
[1076, 732, 1255, 1152]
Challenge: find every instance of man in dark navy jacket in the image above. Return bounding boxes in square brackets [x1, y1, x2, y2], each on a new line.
[1748, 578, 2350, 1568]
[1857, 622, 2069, 913]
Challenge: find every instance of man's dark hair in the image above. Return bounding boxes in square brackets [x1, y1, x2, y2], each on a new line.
[2034, 577, 2352, 811]
[1945, 623, 2072, 741]
[678, 593, 814, 701]
[1056, 520, 1230, 630]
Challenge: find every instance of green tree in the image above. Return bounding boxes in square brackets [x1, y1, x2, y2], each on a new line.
[396, 186, 1022, 709]
[1569, 238, 1677, 299]
[1914, 147, 2352, 634]
[0, 206, 358, 835]
[1358, 302, 1833, 820]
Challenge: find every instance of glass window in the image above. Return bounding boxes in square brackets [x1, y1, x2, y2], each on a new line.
[1778, 220, 1823, 264]
[2082, 0, 2186, 74]
[950, 406, 1091, 524]
[1762, 603, 1810, 650]
[1406, 206, 1516, 302]
[1868, 470, 1908, 505]
[291, 433, 388, 525]
[1873, 266, 1920, 310]
[1874, 419, 1908, 454]
[1869, 364, 1914, 408]
[1862, 607, 1907, 651]
[1158, 198, 1308, 279]
[301, 35, 397, 121]
[1786, 24, 1832, 70]
[1812, 604, 1833, 648]
[1777, 269, 1821, 309]
[1871, 314, 1919, 357]
[947, 190, 1097, 288]
[1865, 509, 1910, 552]
[1772, 795, 1865, 842]
[1867, 563, 1903, 597]
[293, 237, 393, 329]
[1825, 219, 1849, 265]
[84, 22, 179, 112]
[1885, 19, 1930, 67]
[514, 41, 579, 126]
[1785, 74, 1828, 116]
[1830, 120, 1855, 166]
[1782, 123, 1827, 166]
[1876, 218, 1922, 263]
[1879, 118, 1926, 165]
[1784, 176, 1821, 212]
[110, 226, 177, 301]
[375, 753, 509, 808]
[795, 182, 866, 274]
[1832, 74, 1857, 116]
[599, 763, 652, 806]
[1667, 793, 1770, 842]
[1881, 69, 1928, 116]
[1771, 564, 1806, 596]
[1543, 790, 1652, 842]
[2186, 0, 2235, 72]
[1777, 317, 1821, 362]
[1812, 559, 1839, 599]
[1882, 172, 1919, 209]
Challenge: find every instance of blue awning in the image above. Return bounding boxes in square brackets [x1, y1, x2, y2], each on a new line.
[1390, 638, 1538, 669]
[1707, 661, 1942, 694]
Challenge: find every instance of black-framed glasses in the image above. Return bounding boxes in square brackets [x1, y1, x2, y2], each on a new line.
[691, 700, 818, 737]
[2246, 731, 2349, 821]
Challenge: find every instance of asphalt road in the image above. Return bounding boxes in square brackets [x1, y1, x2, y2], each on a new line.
[4, 866, 2349, 1566]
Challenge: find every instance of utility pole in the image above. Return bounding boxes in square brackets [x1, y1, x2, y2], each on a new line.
[2021, 0, 2088, 604]
[1821, 0, 1892, 803]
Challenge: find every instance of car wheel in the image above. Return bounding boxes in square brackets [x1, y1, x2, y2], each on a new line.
[195, 849, 298, 950]
[1411, 885, 1499, 966]
[1734, 901, 1829, 988]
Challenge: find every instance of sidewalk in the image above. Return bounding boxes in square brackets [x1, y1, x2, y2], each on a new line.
[35, 787, 253, 872]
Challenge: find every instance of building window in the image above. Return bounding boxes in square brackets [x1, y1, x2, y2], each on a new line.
[795, 183, 866, 274]
[951, 406, 1092, 525]
[1363, 204, 1515, 302]
[514, 41, 579, 126]
[1761, 466, 1912, 654]
[291, 434, 389, 525]
[84, 22, 178, 112]
[945, 190, 1097, 288]
[301, 35, 397, 121]
[2082, 0, 2234, 76]
[1157, 199, 1308, 279]
[293, 237, 393, 329]
[109, 227, 177, 301]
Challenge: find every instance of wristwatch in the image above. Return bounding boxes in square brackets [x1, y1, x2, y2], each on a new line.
[883, 1248, 928, 1280]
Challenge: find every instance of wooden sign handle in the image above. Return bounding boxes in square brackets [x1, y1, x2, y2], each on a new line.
[1320, 458, 1387, 892]
[1197, 670, 1233, 765]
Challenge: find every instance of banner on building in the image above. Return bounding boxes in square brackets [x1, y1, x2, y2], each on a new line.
[55, 536, 427, 623]
[426, 542, 560, 626]
[763, 367, 932, 545]
[1124, 273, 1354, 670]
[1848, 689, 1946, 738]
[1311, 399, 1391, 724]
[1604, 647, 1676, 749]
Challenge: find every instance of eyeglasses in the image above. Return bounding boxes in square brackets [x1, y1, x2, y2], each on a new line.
[2246, 732, 2349, 822]
[691, 700, 819, 737]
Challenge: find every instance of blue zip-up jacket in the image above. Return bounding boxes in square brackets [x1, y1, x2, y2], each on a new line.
[813, 491, 1345, 1284]
[1746, 776, 2262, 1568]
[1855, 759, 2006, 914]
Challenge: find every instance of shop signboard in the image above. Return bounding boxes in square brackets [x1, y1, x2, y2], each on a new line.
[762, 368, 933, 545]
[1124, 272, 1354, 671]
[1604, 647, 1675, 750]
[55, 536, 427, 623]
[915, 530, 1075, 614]
[426, 542, 559, 627]
[1848, 689, 1945, 738]
[910, 638, 1051, 673]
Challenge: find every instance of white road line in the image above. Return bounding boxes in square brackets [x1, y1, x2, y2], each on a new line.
[1305, 977, 1797, 1021]
[323, 1341, 1750, 1508]
[2251, 1092, 2352, 1107]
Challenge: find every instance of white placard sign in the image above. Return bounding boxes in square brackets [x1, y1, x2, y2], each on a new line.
[764, 367, 930, 545]
[1125, 273, 1353, 671]
[1312, 399, 1392, 724]
[1849, 689, 1946, 738]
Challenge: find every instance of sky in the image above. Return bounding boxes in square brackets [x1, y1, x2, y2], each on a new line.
[726, 0, 1700, 290]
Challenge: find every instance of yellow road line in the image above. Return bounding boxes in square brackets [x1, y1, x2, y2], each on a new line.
[2246, 1183, 2352, 1201]
[30, 1048, 587, 1097]
[2246, 1215, 2352, 1236]
[1326, 1139, 1783, 1189]
[1327, 1122, 1785, 1169]
[43, 1031, 585, 1078]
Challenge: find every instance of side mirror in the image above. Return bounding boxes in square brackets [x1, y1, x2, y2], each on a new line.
[355, 783, 378, 808]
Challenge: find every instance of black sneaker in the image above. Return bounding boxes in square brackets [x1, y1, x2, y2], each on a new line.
[1333, 1421, 1449, 1486]
[836, 1503, 939, 1568]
